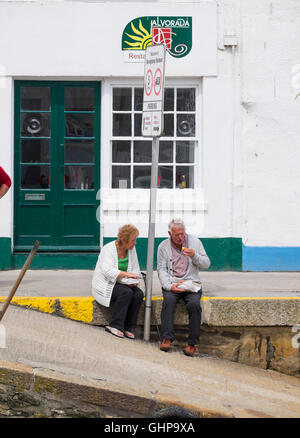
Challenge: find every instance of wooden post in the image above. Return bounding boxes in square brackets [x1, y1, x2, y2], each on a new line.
[0, 240, 40, 322]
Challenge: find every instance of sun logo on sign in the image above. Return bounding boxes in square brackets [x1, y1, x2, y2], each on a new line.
[123, 19, 153, 50]
[122, 16, 192, 58]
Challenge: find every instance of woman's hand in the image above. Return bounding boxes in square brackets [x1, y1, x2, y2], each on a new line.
[118, 271, 140, 279]
[126, 272, 140, 279]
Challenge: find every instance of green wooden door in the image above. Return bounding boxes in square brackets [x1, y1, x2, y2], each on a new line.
[14, 81, 100, 251]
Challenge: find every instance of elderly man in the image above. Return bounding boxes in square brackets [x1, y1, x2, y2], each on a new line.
[157, 219, 210, 357]
[0, 167, 11, 199]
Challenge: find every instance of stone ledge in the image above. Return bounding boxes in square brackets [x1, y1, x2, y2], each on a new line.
[97, 297, 300, 327]
[33, 368, 154, 416]
[0, 359, 232, 418]
[1, 296, 300, 327]
[0, 360, 33, 390]
[200, 297, 300, 326]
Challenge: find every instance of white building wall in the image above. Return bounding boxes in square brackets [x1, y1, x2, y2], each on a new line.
[0, 0, 299, 268]
[241, 0, 300, 247]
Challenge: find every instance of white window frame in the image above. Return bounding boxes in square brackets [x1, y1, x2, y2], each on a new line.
[101, 77, 202, 191]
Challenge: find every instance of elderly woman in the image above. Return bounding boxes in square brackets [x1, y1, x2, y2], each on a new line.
[92, 224, 144, 339]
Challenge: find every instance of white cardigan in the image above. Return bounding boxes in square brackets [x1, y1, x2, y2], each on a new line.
[92, 240, 141, 307]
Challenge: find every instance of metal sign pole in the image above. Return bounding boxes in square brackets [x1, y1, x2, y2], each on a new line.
[142, 44, 166, 341]
[144, 135, 159, 341]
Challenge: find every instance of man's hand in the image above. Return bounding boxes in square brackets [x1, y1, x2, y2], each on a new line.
[182, 247, 195, 259]
[171, 283, 185, 293]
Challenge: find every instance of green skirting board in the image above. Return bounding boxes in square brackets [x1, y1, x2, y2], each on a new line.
[4, 237, 242, 271]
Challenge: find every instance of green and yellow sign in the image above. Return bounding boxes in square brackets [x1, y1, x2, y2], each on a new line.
[122, 16, 192, 58]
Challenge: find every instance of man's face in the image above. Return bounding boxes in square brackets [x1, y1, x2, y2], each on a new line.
[169, 226, 185, 247]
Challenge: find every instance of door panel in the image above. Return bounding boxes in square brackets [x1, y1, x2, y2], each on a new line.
[19, 205, 51, 236]
[14, 81, 100, 252]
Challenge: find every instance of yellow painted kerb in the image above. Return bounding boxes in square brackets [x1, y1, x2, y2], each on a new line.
[1, 295, 299, 325]
[0, 296, 94, 324]
[59, 297, 94, 323]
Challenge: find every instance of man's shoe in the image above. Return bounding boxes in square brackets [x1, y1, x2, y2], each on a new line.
[160, 339, 172, 352]
[183, 345, 196, 357]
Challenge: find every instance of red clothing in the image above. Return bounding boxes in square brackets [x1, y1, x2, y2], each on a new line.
[0, 167, 11, 188]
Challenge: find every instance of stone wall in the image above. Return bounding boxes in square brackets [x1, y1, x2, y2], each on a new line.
[0, 362, 140, 418]
[141, 324, 300, 378]
[93, 299, 300, 378]
[0, 360, 227, 419]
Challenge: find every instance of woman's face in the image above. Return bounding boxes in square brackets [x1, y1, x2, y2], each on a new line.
[124, 234, 138, 250]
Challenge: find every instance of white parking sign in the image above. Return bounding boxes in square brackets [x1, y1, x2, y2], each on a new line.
[142, 44, 166, 137]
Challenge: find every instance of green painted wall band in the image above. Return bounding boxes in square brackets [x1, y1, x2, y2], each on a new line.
[0, 237, 242, 271]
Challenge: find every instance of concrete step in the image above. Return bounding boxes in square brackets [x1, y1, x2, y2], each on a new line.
[1, 306, 300, 418]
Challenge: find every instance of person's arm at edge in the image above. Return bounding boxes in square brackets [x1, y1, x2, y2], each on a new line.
[0, 184, 10, 199]
[0, 167, 11, 199]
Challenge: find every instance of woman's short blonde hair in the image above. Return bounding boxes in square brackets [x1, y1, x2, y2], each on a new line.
[117, 224, 139, 246]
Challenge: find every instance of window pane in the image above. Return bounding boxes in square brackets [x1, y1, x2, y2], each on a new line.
[176, 114, 195, 137]
[65, 87, 94, 111]
[21, 113, 50, 137]
[158, 166, 173, 188]
[21, 165, 50, 189]
[113, 114, 131, 136]
[134, 113, 142, 137]
[21, 139, 49, 163]
[177, 88, 195, 111]
[65, 140, 94, 163]
[113, 88, 132, 111]
[164, 88, 174, 111]
[134, 88, 143, 111]
[65, 114, 94, 137]
[111, 86, 197, 189]
[133, 166, 151, 188]
[134, 141, 152, 163]
[176, 166, 194, 189]
[64, 166, 94, 189]
[159, 141, 173, 163]
[176, 141, 195, 163]
[21, 87, 50, 111]
[112, 166, 130, 188]
[162, 114, 174, 137]
[112, 141, 131, 163]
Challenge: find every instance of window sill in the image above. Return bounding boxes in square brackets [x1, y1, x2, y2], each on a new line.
[100, 188, 208, 212]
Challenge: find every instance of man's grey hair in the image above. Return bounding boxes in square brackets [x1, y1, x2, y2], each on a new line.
[168, 219, 186, 232]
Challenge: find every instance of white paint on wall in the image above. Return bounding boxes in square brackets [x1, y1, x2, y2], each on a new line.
[0, 0, 299, 252]
[0, 1, 217, 77]
[241, 0, 300, 246]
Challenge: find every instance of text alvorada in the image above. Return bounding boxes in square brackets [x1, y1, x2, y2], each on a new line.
[152, 17, 190, 28]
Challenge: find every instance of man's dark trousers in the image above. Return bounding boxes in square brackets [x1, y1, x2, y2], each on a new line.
[161, 289, 202, 345]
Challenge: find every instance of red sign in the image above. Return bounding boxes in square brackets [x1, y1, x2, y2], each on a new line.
[152, 27, 173, 49]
